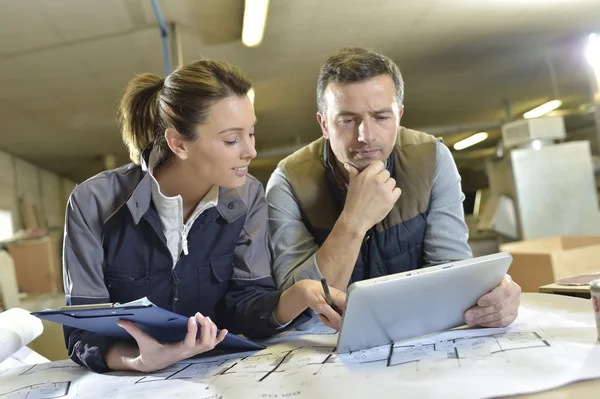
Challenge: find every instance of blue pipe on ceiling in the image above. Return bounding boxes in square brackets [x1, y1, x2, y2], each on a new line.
[151, 0, 170, 75]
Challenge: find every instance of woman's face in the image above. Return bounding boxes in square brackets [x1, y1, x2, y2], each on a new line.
[183, 95, 257, 189]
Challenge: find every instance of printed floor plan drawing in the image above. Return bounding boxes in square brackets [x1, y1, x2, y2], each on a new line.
[134, 346, 337, 385]
[131, 331, 552, 387]
[2, 299, 600, 399]
[389, 332, 550, 371]
[3, 381, 71, 399]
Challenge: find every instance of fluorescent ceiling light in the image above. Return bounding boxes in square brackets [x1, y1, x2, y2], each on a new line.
[453, 132, 488, 151]
[523, 100, 562, 119]
[248, 88, 255, 105]
[242, 0, 270, 47]
[586, 33, 600, 68]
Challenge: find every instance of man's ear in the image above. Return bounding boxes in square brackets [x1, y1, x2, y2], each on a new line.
[317, 112, 329, 140]
[165, 128, 189, 160]
[398, 105, 405, 123]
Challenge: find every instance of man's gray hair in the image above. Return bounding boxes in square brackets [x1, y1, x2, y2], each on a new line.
[316, 47, 405, 115]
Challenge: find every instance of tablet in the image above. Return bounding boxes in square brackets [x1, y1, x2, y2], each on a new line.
[336, 252, 512, 353]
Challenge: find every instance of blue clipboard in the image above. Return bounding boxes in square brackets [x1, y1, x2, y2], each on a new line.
[32, 298, 265, 352]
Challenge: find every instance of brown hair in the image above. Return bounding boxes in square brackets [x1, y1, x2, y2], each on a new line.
[119, 60, 252, 165]
[316, 47, 404, 116]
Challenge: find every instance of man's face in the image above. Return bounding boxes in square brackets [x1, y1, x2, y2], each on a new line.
[317, 74, 403, 173]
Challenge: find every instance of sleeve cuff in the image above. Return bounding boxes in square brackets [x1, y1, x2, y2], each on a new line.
[67, 329, 115, 373]
[269, 311, 295, 330]
[268, 309, 312, 332]
[292, 253, 324, 284]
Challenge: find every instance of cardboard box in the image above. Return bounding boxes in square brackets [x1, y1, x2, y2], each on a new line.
[6, 236, 62, 294]
[499, 236, 600, 292]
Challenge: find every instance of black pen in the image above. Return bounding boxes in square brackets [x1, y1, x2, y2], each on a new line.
[320, 278, 334, 308]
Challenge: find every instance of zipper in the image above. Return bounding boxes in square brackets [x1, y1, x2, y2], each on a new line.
[181, 223, 189, 256]
[179, 211, 220, 261]
[362, 228, 375, 280]
[171, 269, 180, 310]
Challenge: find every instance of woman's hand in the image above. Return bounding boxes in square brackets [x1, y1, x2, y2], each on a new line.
[106, 312, 227, 372]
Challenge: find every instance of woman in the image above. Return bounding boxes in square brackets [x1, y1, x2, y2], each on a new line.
[63, 60, 345, 373]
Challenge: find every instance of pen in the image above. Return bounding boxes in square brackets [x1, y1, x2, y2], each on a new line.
[320, 278, 334, 308]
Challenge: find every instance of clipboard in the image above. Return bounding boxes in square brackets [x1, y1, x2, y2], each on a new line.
[31, 297, 265, 352]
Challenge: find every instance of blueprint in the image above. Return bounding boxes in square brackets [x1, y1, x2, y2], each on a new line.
[1, 295, 599, 399]
[3, 381, 71, 399]
[0, 346, 49, 375]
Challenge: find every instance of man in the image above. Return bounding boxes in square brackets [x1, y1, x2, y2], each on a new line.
[266, 47, 520, 328]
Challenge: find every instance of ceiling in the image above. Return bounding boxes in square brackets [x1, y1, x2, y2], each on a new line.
[0, 0, 599, 182]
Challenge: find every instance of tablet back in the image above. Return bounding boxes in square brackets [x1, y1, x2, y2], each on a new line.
[336, 252, 512, 353]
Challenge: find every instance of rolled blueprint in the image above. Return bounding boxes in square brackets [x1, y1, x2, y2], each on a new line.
[0, 308, 44, 363]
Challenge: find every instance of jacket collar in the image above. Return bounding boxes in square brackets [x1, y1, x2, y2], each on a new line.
[126, 146, 246, 225]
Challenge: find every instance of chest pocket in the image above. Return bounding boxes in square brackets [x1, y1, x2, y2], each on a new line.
[104, 265, 150, 304]
[196, 253, 234, 315]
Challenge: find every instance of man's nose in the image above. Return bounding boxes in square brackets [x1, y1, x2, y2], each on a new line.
[357, 119, 374, 144]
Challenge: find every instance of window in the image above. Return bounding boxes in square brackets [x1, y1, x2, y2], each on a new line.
[0, 209, 14, 242]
